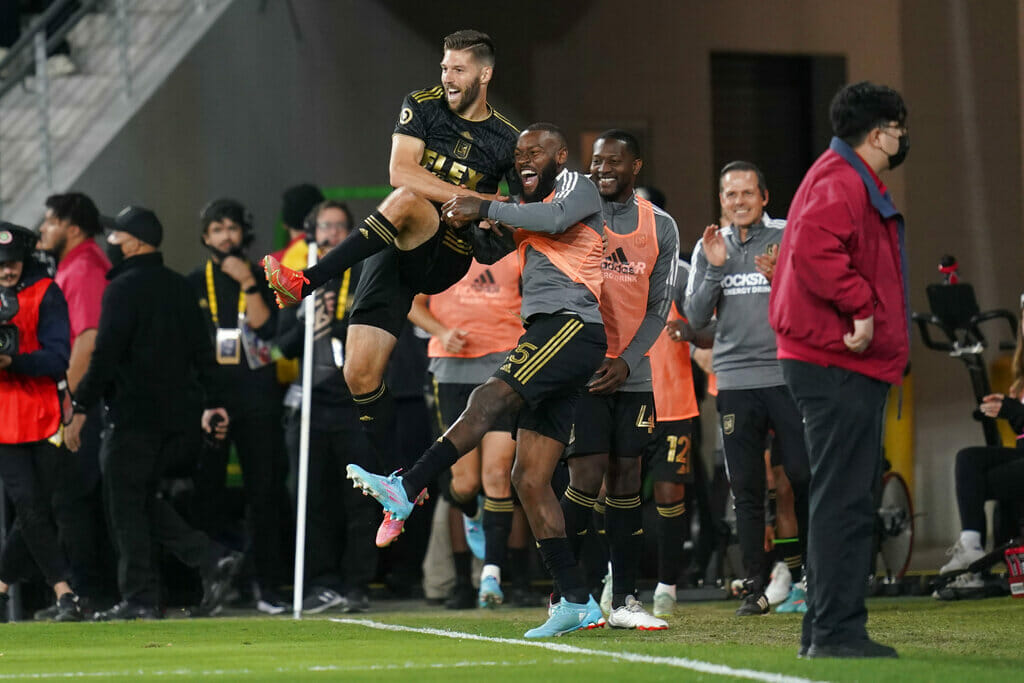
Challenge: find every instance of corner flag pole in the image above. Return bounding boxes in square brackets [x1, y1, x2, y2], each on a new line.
[292, 242, 317, 619]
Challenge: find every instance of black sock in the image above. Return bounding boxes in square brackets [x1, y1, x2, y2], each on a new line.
[447, 482, 478, 519]
[560, 486, 597, 563]
[655, 499, 687, 586]
[483, 497, 514, 568]
[592, 498, 608, 551]
[452, 550, 472, 585]
[537, 537, 587, 605]
[352, 383, 398, 471]
[303, 211, 397, 294]
[605, 493, 642, 608]
[776, 537, 802, 583]
[402, 437, 460, 500]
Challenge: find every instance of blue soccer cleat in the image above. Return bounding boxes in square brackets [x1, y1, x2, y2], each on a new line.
[524, 595, 603, 638]
[478, 575, 504, 608]
[346, 465, 414, 521]
[776, 581, 808, 613]
[463, 497, 486, 560]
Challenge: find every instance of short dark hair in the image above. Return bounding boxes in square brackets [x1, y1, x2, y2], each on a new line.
[45, 192, 101, 237]
[443, 30, 495, 66]
[200, 198, 253, 245]
[306, 199, 354, 234]
[596, 129, 642, 159]
[830, 81, 907, 147]
[719, 161, 768, 197]
[522, 122, 567, 150]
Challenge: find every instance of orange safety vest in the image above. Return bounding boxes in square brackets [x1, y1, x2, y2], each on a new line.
[427, 254, 523, 358]
[514, 189, 604, 301]
[649, 301, 699, 421]
[0, 279, 62, 444]
[599, 196, 660, 358]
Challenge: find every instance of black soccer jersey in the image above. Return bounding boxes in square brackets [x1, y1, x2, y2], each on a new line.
[394, 85, 519, 195]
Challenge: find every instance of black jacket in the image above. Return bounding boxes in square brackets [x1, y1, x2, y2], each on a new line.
[74, 252, 217, 431]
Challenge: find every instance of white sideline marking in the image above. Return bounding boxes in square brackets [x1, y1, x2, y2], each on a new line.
[332, 617, 827, 683]
[0, 659, 556, 679]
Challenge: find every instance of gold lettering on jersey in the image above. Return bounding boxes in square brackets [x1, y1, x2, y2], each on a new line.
[419, 149, 484, 191]
[454, 139, 472, 160]
[461, 168, 484, 191]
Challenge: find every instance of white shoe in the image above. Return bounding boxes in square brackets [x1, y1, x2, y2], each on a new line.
[765, 562, 792, 606]
[652, 590, 675, 618]
[46, 54, 77, 78]
[599, 568, 613, 615]
[932, 571, 985, 600]
[607, 595, 668, 630]
[939, 540, 985, 575]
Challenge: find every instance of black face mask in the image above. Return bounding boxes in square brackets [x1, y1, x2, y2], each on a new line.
[888, 132, 910, 170]
[104, 241, 124, 269]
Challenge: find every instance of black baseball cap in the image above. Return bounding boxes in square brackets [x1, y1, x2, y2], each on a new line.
[113, 205, 163, 247]
[0, 222, 36, 263]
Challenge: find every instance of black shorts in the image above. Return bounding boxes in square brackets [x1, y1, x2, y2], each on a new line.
[492, 314, 606, 445]
[349, 219, 474, 337]
[566, 390, 655, 458]
[645, 418, 695, 484]
[433, 379, 516, 435]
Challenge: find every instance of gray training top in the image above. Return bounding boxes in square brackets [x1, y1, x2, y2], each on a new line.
[599, 193, 680, 392]
[684, 216, 786, 391]
[476, 168, 604, 325]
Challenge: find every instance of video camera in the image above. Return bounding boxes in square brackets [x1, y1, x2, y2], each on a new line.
[0, 286, 19, 355]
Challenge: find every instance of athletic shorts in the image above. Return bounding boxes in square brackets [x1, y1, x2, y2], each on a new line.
[433, 379, 516, 435]
[644, 418, 695, 484]
[349, 217, 474, 337]
[492, 314, 606, 445]
[566, 390, 656, 458]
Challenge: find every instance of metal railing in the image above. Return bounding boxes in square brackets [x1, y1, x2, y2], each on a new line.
[0, 0, 210, 220]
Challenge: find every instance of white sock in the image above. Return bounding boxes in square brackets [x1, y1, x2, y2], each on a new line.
[481, 564, 501, 582]
[654, 582, 676, 599]
[959, 530, 983, 550]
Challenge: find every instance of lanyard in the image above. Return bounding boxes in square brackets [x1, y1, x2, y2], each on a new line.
[335, 268, 351, 320]
[206, 260, 246, 327]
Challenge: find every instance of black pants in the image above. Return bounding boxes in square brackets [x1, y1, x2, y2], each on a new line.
[716, 385, 809, 582]
[955, 446, 1024, 533]
[101, 426, 216, 606]
[301, 406, 379, 592]
[0, 441, 70, 587]
[781, 360, 889, 649]
[194, 410, 288, 590]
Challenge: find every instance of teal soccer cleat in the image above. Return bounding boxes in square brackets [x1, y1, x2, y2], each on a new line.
[478, 575, 504, 608]
[776, 581, 808, 613]
[524, 596, 603, 638]
[346, 465, 414, 521]
[463, 497, 486, 560]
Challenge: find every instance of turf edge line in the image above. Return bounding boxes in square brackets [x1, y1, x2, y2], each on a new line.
[331, 617, 828, 683]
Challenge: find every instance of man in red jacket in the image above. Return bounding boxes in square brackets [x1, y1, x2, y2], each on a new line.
[769, 81, 909, 660]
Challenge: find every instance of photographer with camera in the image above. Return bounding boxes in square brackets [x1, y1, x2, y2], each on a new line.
[0, 222, 84, 622]
[65, 207, 241, 620]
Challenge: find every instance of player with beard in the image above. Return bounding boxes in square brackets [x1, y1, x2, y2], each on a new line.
[347, 124, 609, 638]
[555, 130, 678, 630]
[262, 30, 518, 547]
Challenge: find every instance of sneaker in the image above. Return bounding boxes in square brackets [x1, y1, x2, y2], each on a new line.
[46, 54, 77, 78]
[200, 550, 244, 616]
[302, 587, 345, 614]
[343, 590, 370, 613]
[445, 582, 476, 610]
[93, 600, 161, 621]
[652, 590, 675, 618]
[478, 575, 503, 608]
[939, 540, 985, 575]
[261, 254, 308, 307]
[375, 488, 428, 547]
[54, 592, 84, 622]
[735, 591, 770, 616]
[346, 465, 414, 521]
[932, 572, 986, 601]
[255, 587, 290, 615]
[729, 577, 748, 598]
[33, 603, 60, 621]
[776, 581, 808, 613]
[463, 499, 485, 560]
[765, 562, 792, 605]
[807, 638, 898, 659]
[524, 596, 602, 638]
[607, 595, 669, 630]
[582, 596, 604, 629]
[599, 567, 613, 615]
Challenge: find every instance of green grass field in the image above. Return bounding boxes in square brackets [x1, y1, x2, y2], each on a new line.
[0, 597, 1018, 681]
